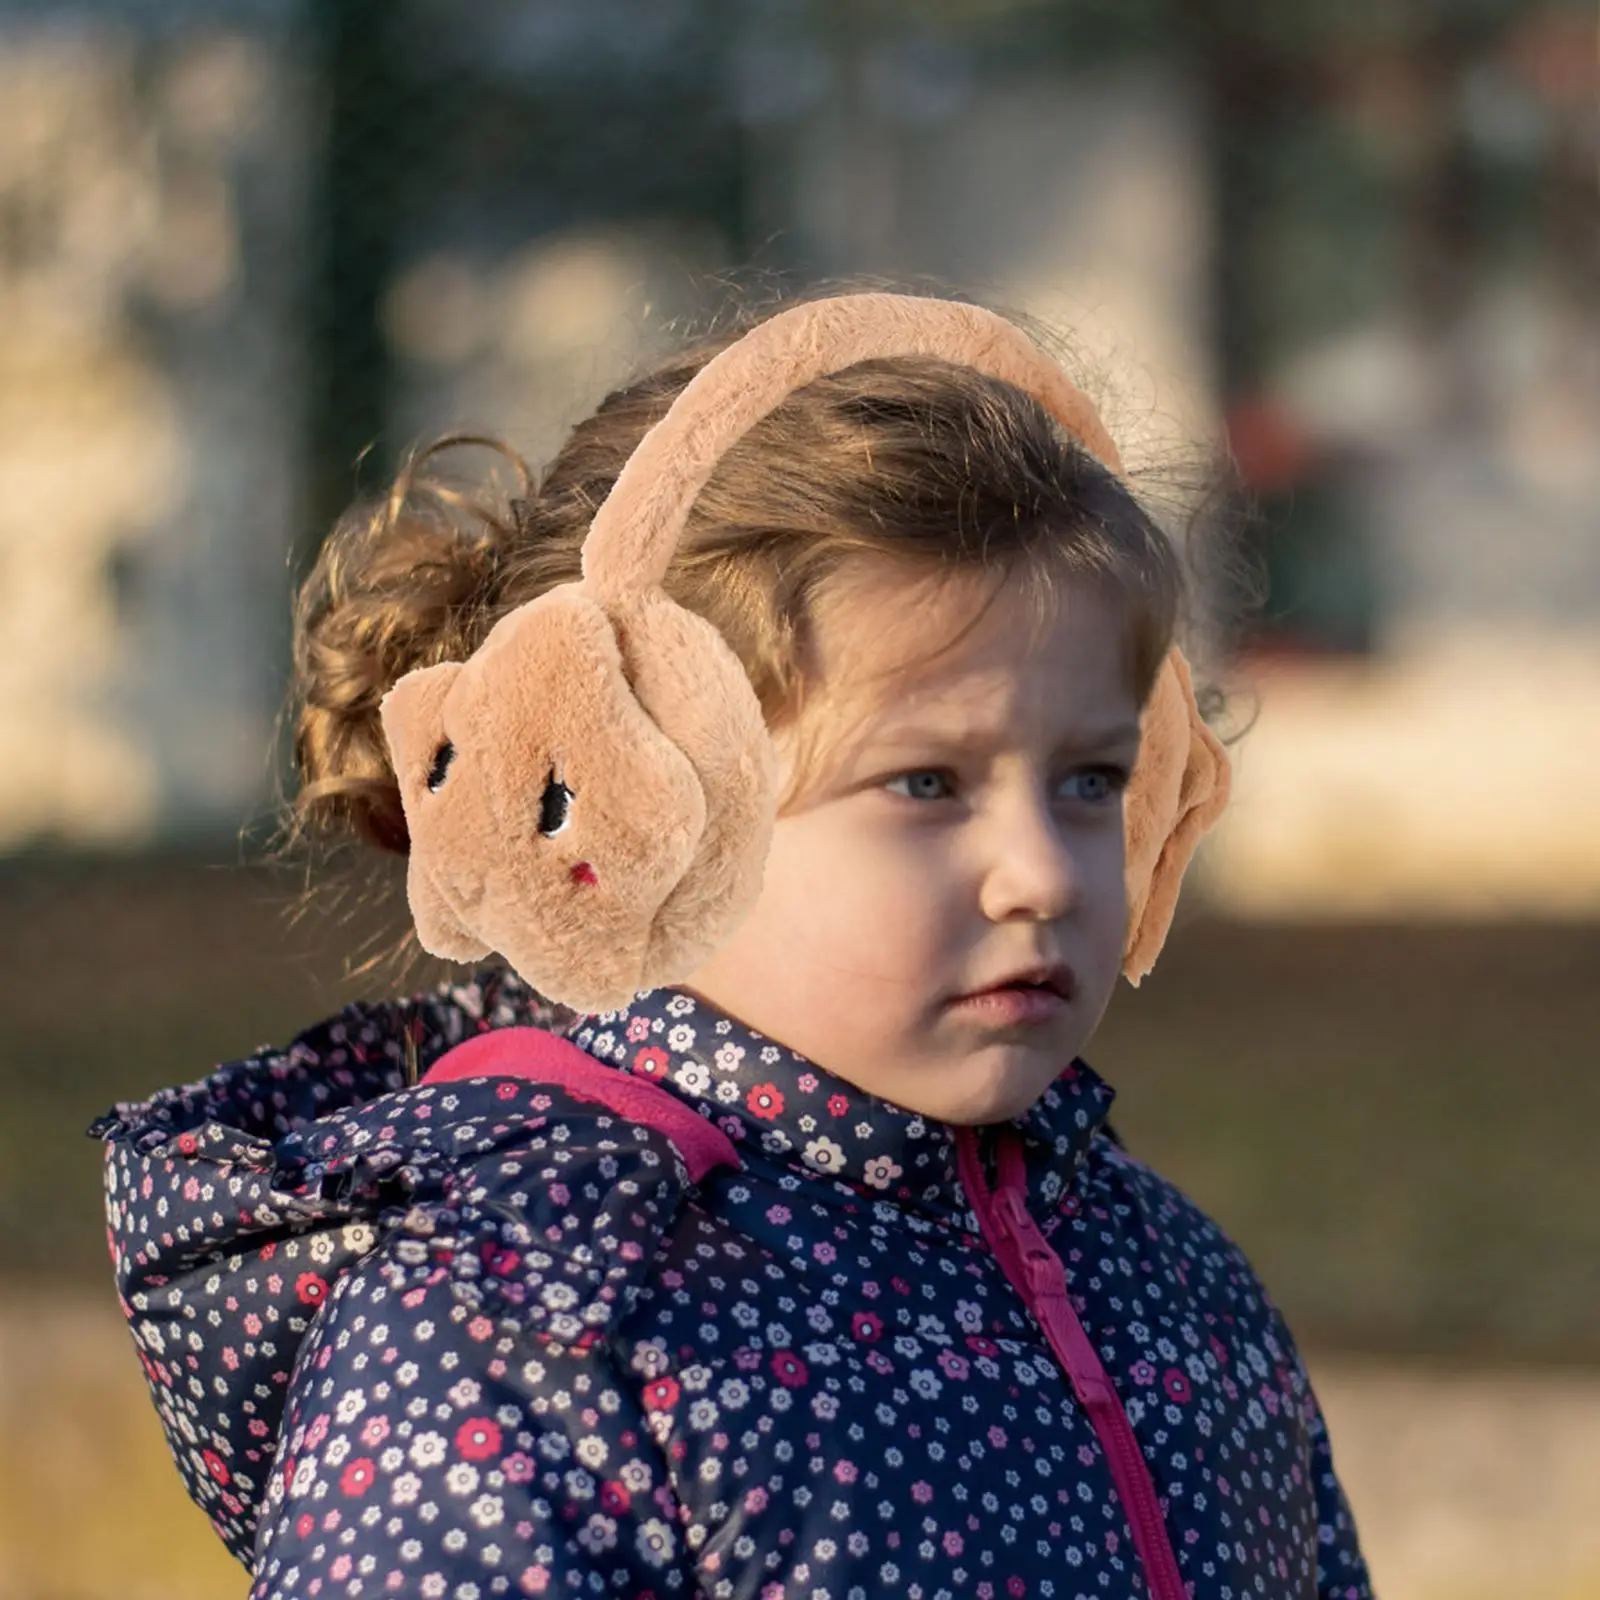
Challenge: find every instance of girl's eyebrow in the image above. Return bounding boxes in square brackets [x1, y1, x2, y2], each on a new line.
[868, 719, 1143, 754]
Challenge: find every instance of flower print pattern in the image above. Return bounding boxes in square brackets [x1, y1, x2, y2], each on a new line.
[801, 1133, 846, 1173]
[634, 1044, 670, 1080]
[92, 966, 1372, 1599]
[746, 1081, 784, 1119]
[863, 1154, 903, 1189]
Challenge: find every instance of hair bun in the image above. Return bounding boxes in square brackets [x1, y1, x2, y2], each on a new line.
[283, 438, 530, 858]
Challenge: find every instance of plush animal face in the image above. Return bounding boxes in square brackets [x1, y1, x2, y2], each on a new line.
[379, 585, 710, 1006]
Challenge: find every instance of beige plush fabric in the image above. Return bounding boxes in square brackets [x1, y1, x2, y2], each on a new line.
[1120, 647, 1233, 985]
[579, 296, 1122, 601]
[379, 293, 1230, 1014]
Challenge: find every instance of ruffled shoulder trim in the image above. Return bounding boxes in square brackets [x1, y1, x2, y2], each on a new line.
[87, 963, 567, 1153]
[265, 1065, 718, 1344]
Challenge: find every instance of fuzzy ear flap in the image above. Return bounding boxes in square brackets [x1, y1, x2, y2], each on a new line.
[379, 662, 493, 962]
[1122, 649, 1233, 985]
[379, 661, 459, 792]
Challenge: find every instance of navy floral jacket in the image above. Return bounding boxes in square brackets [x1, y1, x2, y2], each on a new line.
[92, 964, 1373, 1600]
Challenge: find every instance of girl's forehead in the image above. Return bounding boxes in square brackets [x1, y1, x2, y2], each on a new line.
[810, 557, 1123, 697]
[812, 560, 1008, 671]
[791, 560, 1139, 775]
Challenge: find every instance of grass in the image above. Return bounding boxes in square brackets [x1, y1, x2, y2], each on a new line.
[0, 1296, 248, 1600]
[1089, 917, 1600, 1365]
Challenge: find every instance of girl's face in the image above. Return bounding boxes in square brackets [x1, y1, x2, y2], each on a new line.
[679, 560, 1143, 1125]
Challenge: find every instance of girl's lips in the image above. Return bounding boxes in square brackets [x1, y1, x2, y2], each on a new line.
[951, 962, 1078, 1006]
[948, 984, 1068, 1026]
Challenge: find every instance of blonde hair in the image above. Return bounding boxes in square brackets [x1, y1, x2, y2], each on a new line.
[269, 284, 1241, 979]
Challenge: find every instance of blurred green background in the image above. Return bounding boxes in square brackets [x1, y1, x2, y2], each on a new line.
[2, 0, 1597, 1596]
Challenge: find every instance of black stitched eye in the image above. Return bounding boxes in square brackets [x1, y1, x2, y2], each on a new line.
[538, 771, 573, 836]
[426, 741, 454, 792]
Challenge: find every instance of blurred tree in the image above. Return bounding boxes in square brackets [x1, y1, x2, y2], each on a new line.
[302, 0, 408, 563]
[1173, 0, 1536, 656]
[299, 0, 746, 555]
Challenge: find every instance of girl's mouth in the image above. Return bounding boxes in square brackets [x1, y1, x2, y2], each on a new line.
[948, 983, 1068, 1026]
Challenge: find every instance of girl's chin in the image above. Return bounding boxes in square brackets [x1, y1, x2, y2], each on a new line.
[884, 1056, 1067, 1128]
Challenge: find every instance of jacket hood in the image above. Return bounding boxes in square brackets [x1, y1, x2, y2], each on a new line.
[87, 965, 575, 1561]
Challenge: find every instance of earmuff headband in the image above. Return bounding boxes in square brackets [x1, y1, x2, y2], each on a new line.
[581, 294, 1123, 602]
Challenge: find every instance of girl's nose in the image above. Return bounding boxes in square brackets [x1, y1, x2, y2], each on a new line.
[974, 788, 1083, 925]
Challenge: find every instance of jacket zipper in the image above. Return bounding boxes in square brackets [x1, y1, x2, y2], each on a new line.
[956, 1126, 1188, 1600]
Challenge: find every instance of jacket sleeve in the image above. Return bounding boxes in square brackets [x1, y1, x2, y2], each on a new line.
[248, 1240, 694, 1599]
[1304, 1377, 1374, 1600]
[1257, 1297, 1372, 1600]
[1195, 1199, 1374, 1600]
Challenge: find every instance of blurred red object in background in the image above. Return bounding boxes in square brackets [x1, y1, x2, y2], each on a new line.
[1225, 394, 1319, 494]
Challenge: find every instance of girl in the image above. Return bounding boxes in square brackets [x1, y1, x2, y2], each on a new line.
[93, 286, 1373, 1599]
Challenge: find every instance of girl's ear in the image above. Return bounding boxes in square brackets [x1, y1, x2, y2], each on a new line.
[1121, 649, 1232, 986]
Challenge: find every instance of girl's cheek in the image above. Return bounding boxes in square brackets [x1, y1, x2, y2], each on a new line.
[1070, 840, 1128, 939]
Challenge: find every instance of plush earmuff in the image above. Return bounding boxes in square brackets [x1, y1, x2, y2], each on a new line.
[378, 292, 1231, 1014]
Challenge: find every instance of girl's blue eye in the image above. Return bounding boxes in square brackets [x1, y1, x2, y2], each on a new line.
[1067, 767, 1129, 803]
[886, 770, 954, 802]
[883, 766, 1130, 804]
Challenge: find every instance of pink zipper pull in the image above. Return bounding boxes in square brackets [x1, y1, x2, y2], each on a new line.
[988, 1161, 1115, 1408]
[993, 1185, 1029, 1236]
[1019, 1248, 1114, 1408]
